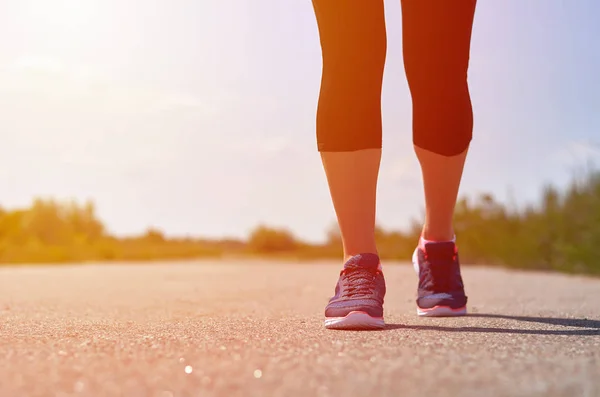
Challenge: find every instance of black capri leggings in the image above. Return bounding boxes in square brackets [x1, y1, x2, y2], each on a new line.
[312, 0, 477, 156]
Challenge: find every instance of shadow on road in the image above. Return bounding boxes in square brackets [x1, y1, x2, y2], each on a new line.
[382, 314, 600, 336]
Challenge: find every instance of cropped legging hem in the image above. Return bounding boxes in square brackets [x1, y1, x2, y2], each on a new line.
[312, 0, 477, 157]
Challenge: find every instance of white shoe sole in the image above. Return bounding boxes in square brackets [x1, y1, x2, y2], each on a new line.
[417, 305, 467, 317]
[324, 311, 385, 330]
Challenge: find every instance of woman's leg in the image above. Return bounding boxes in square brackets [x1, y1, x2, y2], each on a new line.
[402, 0, 476, 241]
[312, 0, 388, 329]
[402, 0, 477, 316]
[312, 0, 387, 262]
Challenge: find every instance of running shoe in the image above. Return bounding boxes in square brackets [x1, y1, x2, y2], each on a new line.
[413, 240, 468, 317]
[324, 253, 385, 329]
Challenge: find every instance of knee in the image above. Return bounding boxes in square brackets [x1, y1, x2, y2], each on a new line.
[407, 69, 473, 157]
[413, 122, 473, 157]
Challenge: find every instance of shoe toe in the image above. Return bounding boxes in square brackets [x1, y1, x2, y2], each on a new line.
[325, 299, 383, 318]
[417, 292, 467, 309]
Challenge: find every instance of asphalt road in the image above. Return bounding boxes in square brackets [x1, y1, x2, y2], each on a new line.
[1, 260, 599, 397]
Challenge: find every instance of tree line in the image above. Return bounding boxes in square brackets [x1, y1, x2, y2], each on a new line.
[1, 169, 599, 275]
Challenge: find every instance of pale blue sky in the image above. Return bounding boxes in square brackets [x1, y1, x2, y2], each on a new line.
[0, 0, 598, 242]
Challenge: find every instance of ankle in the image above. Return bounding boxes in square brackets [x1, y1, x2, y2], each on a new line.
[342, 242, 379, 261]
[343, 251, 379, 263]
[421, 228, 455, 242]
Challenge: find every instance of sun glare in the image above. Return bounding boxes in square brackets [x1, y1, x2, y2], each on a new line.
[17, 0, 99, 33]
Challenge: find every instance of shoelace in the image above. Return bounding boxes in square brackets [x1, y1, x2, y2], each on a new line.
[341, 268, 378, 298]
[421, 256, 455, 292]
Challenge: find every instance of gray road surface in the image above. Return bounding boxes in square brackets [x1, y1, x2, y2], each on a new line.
[1, 260, 599, 397]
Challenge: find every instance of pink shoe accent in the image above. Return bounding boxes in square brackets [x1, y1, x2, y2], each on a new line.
[418, 235, 458, 261]
[419, 234, 456, 250]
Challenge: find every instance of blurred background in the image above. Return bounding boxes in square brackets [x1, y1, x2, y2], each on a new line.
[0, 0, 598, 273]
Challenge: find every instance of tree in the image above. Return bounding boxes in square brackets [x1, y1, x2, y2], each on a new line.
[247, 225, 297, 253]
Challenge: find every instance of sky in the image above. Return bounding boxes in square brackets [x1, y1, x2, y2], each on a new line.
[0, 0, 599, 243]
